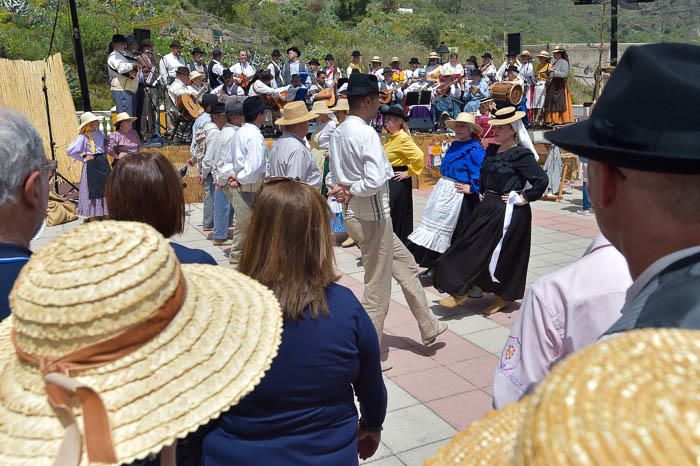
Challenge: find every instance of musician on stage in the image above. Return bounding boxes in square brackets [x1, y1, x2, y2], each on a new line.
[480, 52, 498, 84]
[425, 52, 441, 78]
[308, 71, 331, 103]
[267, 49, 283, 88]
[379, 67, 404, 106]
[107, 34, 138, 116]
[282, 47, 308, 85]
[188, 47, 209, 84]
[208, 48, 225, 88]
[507, 65, 529, 126]
[159, 40, 186, 86]
[518, 51, 537, 122]
[464, 56, 478, 79]
[532, 51, 552, 127]
[404, 57, 421, 84]
[390, 57, 404, 83]
[123, 36, 146, 136]
[166, 66, 196, 133]
[323, 53, 341, 88]
[544, 46, 574, 126]
[463, 68, 490, 113]
[496, 52, 520, 82]
[369, 56, 383, 77]
[138, 39, 159, 142]
[404, 68, 433, 119]
[346, 50, 362, 77]
[307, 58, 321, 87]
[188, 70, 208, 100]
[432, 71, 463, 124]
[248, 70, 288, 106]
[230, 50, 256, 87]
[211, 69, 244, 98]
[440, 52, 464, 79]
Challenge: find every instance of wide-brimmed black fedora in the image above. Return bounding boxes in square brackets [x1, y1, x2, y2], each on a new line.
[381, 104, 408, 121]
[545, 43, 700, 173]
[346, 73, 379, 96]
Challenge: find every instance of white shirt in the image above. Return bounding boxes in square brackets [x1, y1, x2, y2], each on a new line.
[220, 122, 266, 186]
[199, 122, 221, 176]
[230, 62, 256, 79]
[318, 119, 337, 150]
[211, 60, 224, 80]
[492, 234, 631, 409]
[406, 80, 432, 92]
[107, 51, 138, 93]
[211, 83, 245, 97]
[248, 80, 287, 98]
[440, 62, 464, 78]
[168, 79, 196, 107]
[190, 112, 211, 160]
[481, 62, 498, 83]
[268, 132, 322, 188]
[519, 61, 536, 87]
[328, 115, 393, 221]
[346, 64, 362, 77]
[267, 61, 283, 88]
[323, 65, 341, 87]
[370, 67, 384, 78]
[159, 52, 186, 85]
[211, 123, 240, 185]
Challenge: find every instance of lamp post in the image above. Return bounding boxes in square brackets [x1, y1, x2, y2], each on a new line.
[435, 42, 450, 65]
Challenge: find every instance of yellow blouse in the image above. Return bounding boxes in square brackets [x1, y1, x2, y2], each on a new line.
[384, 129, 424, 176]
[536, 63, 553, 81]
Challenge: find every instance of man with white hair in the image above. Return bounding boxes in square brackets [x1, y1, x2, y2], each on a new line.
[0, 108, 51, 319]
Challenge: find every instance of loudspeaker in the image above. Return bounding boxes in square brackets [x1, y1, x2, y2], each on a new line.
[133, 29, 151, 46]
[507, 33, 522, 56]
[407, 117, 433, 133]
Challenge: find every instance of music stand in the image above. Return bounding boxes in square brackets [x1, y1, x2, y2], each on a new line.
[405, 91, 432, 106]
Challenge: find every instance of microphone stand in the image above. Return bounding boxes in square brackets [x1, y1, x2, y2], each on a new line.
[42, 72, 79, 194]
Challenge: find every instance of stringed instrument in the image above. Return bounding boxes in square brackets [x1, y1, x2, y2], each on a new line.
[177, 93, 204, 121]
[378, 89, 393, 105]
[314, 87, 337, 108]
[238, 74, 253, 91]
[262, 93, 287, 110]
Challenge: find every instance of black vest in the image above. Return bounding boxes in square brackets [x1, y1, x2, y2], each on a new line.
[208, 60, 221, 88]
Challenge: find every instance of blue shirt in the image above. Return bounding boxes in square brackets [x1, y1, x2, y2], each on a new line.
[0, 243, 31, 320]
[170, 242, 217, 265]
[203, 283, 387, 466]
[440, 138, 487, 193]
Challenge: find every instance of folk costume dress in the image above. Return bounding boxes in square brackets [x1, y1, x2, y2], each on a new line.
[533, 62, 552, 126]
[384, 129, 424, 244]
[544, 56, 574, 125]
[433, 144, 547, 301]
[408, 138, 485, 268]
[106, 128, 140, 166]
[66, 129, 109, 218]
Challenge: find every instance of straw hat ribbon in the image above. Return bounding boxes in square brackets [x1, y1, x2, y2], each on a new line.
[371, 55, 382, 62]
[445, 112, 483, 134]
[78, 112, 101, 132]
[1, 220, 283, 466]
[310, 100, 334, 115]
[114, 112, 137, 125]
[489, 106, 526, 126]
[275, 101, 318, 125]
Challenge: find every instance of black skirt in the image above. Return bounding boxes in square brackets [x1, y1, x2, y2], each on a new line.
[408, 192, 479, 268]
[389, 166, 413, 244]
[433, 191, 532, 301]
[544, 77, 568, 113]
[86, 153, 111, 200]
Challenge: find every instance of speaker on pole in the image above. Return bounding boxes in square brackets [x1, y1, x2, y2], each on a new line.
[133, 28, 151, 46]
[507, 33, 522, 56]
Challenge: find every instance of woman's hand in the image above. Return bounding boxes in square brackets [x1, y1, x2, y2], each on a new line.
[117, 152, 128, 160]
[84, 154, 94, 162]
[393, 171, 410, 181]
[455, 183, 471, 194]
[358, 427, 381, 460]
[501, 193, 528, 205]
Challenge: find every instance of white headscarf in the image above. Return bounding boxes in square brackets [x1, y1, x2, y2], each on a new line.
[513, 119, 538, 161]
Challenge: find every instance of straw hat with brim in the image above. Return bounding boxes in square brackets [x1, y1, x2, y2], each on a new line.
[114, 112, 137, 125]
[536, 50, 550, 59]
[189, 71, 205, 82]
[551, 46, 566, 53]
[425, 400, 528, 466]
[311, 100, 334, 115]
[0, 220, 283, 466]
[425, 328, 700, 466]
[78, 112, 101, 132]
[520, 50, 531, 57]
[275, 101, 318, 125]
[428, 52, 439, 59]
[371, 56, 382, 63]
[445, 112, 483, 134]
[490, 106, 526, 126]
[330, 98, 349, 112]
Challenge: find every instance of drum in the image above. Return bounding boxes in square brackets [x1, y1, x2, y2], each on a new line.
[491, 82, 524, 106]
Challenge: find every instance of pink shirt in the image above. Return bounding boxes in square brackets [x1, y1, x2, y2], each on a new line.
[492, 234, 632, 408]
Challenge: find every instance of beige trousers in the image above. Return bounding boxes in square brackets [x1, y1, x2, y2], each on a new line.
[345, 216, 439, 342]
[225, 188, 256, 265]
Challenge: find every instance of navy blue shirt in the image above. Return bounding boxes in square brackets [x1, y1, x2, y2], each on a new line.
[0, 243, 31, 320]
[203, 283, 387, 466]
[440, 139, 487, 193]
[170, 242, 217, 265]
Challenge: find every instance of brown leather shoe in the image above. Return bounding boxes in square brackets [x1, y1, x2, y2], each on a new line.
[439, 294, 469, 309]
[482, 295, 510, 315]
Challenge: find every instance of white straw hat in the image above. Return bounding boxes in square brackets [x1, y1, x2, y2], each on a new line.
[274, 101, 318, 125]
[114, 112, 137, 125]
[329, 98, 349, 112]
[310, 100, 334, 115]
[78, 112, 101, 132]
[0, 221, 283, 465]
[445, 112, 483, 134]
[189, 70, 205, 82]
[489, 106, 526, 126]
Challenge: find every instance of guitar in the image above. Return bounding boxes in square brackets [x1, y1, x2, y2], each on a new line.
[262, 93, 286, 110]
[314, 87, 337, 108]
[177, 93, 204, 121]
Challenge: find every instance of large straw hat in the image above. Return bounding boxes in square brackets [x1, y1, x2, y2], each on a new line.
[428, 51, 439, 59]
[425, 400, 528, 466]
[371, 55, 382, 63]
[0, 220, 283, 465]
[329, 98, 349, 112]
[551, 45, 566, 54]
[189, 70, 205, 82]
[425, 328, 700, 466]
[489, 106, 526, 126]
[114, 112, 137, 126]
[310, 100, 334, 115]
[274, 101, 318, 125]
[536, 50, 550, 59]
[445, 112, 483, 134]
[78, 112, 101, 132]
[519, 50, 531, 57]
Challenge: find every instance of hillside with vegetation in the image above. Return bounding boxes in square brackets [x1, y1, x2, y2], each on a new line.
[1, 0, 696, 108]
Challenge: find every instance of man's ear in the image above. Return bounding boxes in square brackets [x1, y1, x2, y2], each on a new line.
[21, 171, 43, 211]
[588, 161, 618, 209]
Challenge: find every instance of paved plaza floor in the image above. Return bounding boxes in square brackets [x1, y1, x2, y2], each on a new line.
[33, 181, 598, 466]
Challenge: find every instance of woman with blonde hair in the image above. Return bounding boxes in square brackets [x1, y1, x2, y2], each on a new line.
[66, 112, 109, 220]
[203, 178, 387, 465]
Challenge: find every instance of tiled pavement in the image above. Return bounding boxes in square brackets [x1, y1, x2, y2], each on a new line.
[32, 181, 597, 466]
